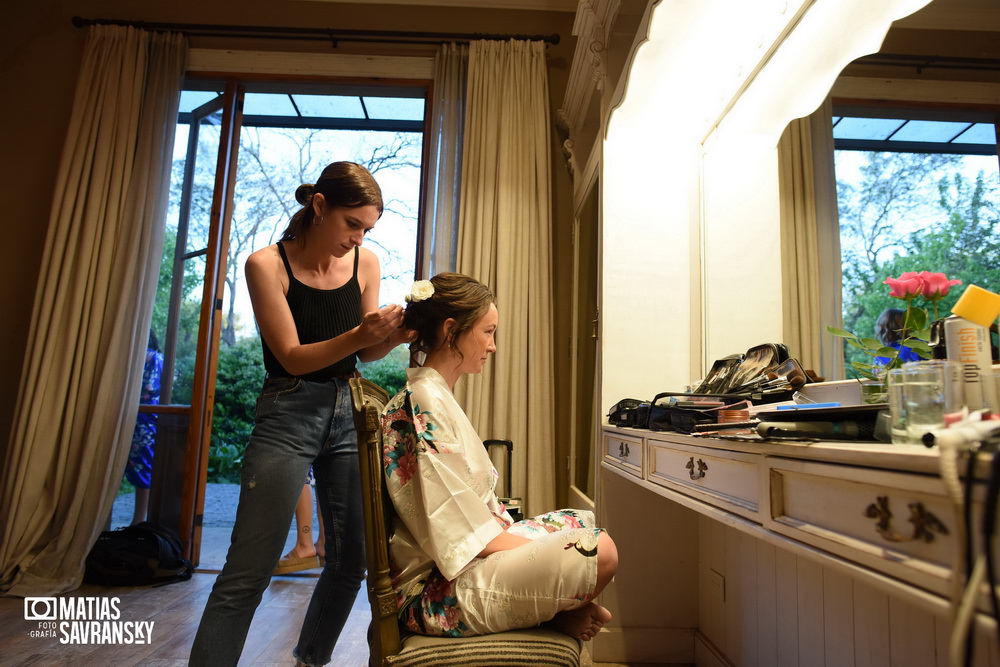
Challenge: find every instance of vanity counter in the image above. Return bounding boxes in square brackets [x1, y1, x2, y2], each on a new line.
[595, 425, 999, 666]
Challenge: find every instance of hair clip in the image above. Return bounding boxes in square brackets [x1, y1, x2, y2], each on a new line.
[405, 280, 434, 303]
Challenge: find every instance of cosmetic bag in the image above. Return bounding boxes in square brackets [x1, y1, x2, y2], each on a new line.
[648, 392, 747, 433]
[607, 398, 646, 427]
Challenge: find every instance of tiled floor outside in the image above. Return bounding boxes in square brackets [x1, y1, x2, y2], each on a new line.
[111, 483, 322, 572]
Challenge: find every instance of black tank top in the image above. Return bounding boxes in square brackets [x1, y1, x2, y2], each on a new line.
[261, 242, 362, 381]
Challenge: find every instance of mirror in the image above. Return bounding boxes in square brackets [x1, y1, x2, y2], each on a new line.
[601, 0, 944, 407]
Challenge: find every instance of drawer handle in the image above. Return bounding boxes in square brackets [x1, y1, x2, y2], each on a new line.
[863, 496, 949, 543]
[686, 456, 708, 480]
[618, 442, 630, 459]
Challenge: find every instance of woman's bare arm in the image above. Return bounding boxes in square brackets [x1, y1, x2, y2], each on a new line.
[246, 246, 402, 376]
[356, 248, 413, 362]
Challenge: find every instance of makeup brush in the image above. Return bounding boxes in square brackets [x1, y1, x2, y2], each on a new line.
[731, 369, 803, 393]
[761, 369, 807, 390]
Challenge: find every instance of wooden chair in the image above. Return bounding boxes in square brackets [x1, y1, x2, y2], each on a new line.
[348, 378, 584, 667]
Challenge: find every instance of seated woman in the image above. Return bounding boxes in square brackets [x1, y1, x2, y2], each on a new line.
[380, 272, 618, 642]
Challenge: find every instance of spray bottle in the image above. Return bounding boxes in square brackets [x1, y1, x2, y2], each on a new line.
[944, 284, 1000, 413]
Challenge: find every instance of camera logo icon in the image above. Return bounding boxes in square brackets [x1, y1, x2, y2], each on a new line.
[24, 597, 58, 621]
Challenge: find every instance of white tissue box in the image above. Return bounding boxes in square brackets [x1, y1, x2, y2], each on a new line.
[796, 379, 862, 406]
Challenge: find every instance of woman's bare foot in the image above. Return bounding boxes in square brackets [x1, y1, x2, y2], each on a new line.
[273, 544, 320, 575]
[283, 544, 317, 560]
[547, 602, 613, 641]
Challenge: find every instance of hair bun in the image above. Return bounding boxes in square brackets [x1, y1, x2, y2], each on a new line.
[295, 183, 316, 205]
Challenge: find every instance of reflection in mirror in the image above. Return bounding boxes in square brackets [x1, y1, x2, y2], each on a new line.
[829, 114, 999, 379]
[782, 0, 1000, 380]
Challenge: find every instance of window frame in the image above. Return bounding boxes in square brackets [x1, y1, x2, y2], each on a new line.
[832, 103, 1000, 157]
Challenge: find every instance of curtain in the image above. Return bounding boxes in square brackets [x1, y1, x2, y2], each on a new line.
[455, 40, 555, 517]
[777, 98, 842, 379]
[0, 25, 186, 596]
[418, 43, 468, 278]
[810, 99, 844, 380]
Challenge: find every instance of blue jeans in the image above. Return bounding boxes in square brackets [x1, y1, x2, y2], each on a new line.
[189, 376, 365, 666]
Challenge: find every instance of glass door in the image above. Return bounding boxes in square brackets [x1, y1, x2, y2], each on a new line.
[146, 77, 428, 566]
[117, 81, 238, 568]
[138, 88, 232, 563]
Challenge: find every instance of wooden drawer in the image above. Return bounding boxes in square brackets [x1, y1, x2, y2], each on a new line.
[603, 432, 644, 478]
[646, 438, 761, 520]
[765, 457, 967, 598]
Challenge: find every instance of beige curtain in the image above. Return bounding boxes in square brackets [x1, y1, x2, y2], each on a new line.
[0, 26, 185, 596]
[455, 40, 555, 517]
[811, 99, 844, 380]
[778, 97, 841, 379]
[419, 43, 468, 277]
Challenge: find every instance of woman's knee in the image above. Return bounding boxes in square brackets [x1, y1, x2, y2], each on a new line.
[595, 532, 618, 593]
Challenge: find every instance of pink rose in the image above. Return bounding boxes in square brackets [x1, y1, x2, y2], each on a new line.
[917, 271, 961, 299]
[883, 273, 924, 299]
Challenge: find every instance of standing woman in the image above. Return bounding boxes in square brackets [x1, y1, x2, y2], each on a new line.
[190, 161, 411, 666]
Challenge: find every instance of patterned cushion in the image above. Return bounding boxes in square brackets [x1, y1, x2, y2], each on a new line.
[387, 628, 582, 666]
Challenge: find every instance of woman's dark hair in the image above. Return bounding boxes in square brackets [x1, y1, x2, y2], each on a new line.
[280, 161, 383, 242]
[404, 273, 495, 355]
[147, 328, 160, 353]
[875, 308, 906, 345]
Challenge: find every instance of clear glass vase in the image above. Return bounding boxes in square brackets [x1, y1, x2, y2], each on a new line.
[860, 379, 888, 404]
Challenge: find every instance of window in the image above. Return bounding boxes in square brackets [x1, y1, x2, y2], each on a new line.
[832, 106, 1000, 375]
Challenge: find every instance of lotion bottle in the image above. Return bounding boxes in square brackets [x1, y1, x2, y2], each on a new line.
[945, 284, 1000, 413]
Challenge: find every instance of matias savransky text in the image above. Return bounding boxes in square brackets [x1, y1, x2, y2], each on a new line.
[24, 596, 155, 645]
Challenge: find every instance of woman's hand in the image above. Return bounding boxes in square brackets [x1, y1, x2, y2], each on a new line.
[358, 304, 405, 346]
[386, 325, 417, 347]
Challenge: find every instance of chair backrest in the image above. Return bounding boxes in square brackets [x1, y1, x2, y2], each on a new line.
[348, 377, 400, 666]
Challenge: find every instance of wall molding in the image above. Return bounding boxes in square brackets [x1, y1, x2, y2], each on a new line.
[557, 0, 620, 136]
[187, 48, 433, 79]
[832, 75, 1000, 106]
[303, 0, 578, 11]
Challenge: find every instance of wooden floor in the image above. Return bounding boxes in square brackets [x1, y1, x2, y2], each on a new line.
[0, 572, 370, 666]
[0, 573, 620, 666]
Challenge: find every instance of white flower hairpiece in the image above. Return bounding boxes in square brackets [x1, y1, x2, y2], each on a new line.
[405, 280, 435, 303]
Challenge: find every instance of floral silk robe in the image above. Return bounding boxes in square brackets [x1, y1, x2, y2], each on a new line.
[381, 368, 512, 604]
[381, 366, 600, 637]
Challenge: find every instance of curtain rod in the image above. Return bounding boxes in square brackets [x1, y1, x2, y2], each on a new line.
[71, 16, 560, 46]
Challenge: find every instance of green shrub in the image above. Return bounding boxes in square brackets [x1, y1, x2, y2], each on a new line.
[208, 337, 265, 483]
[208, 442, 244, 483]
[117, 478, 135, 498]
[359, 345, 409, 397]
